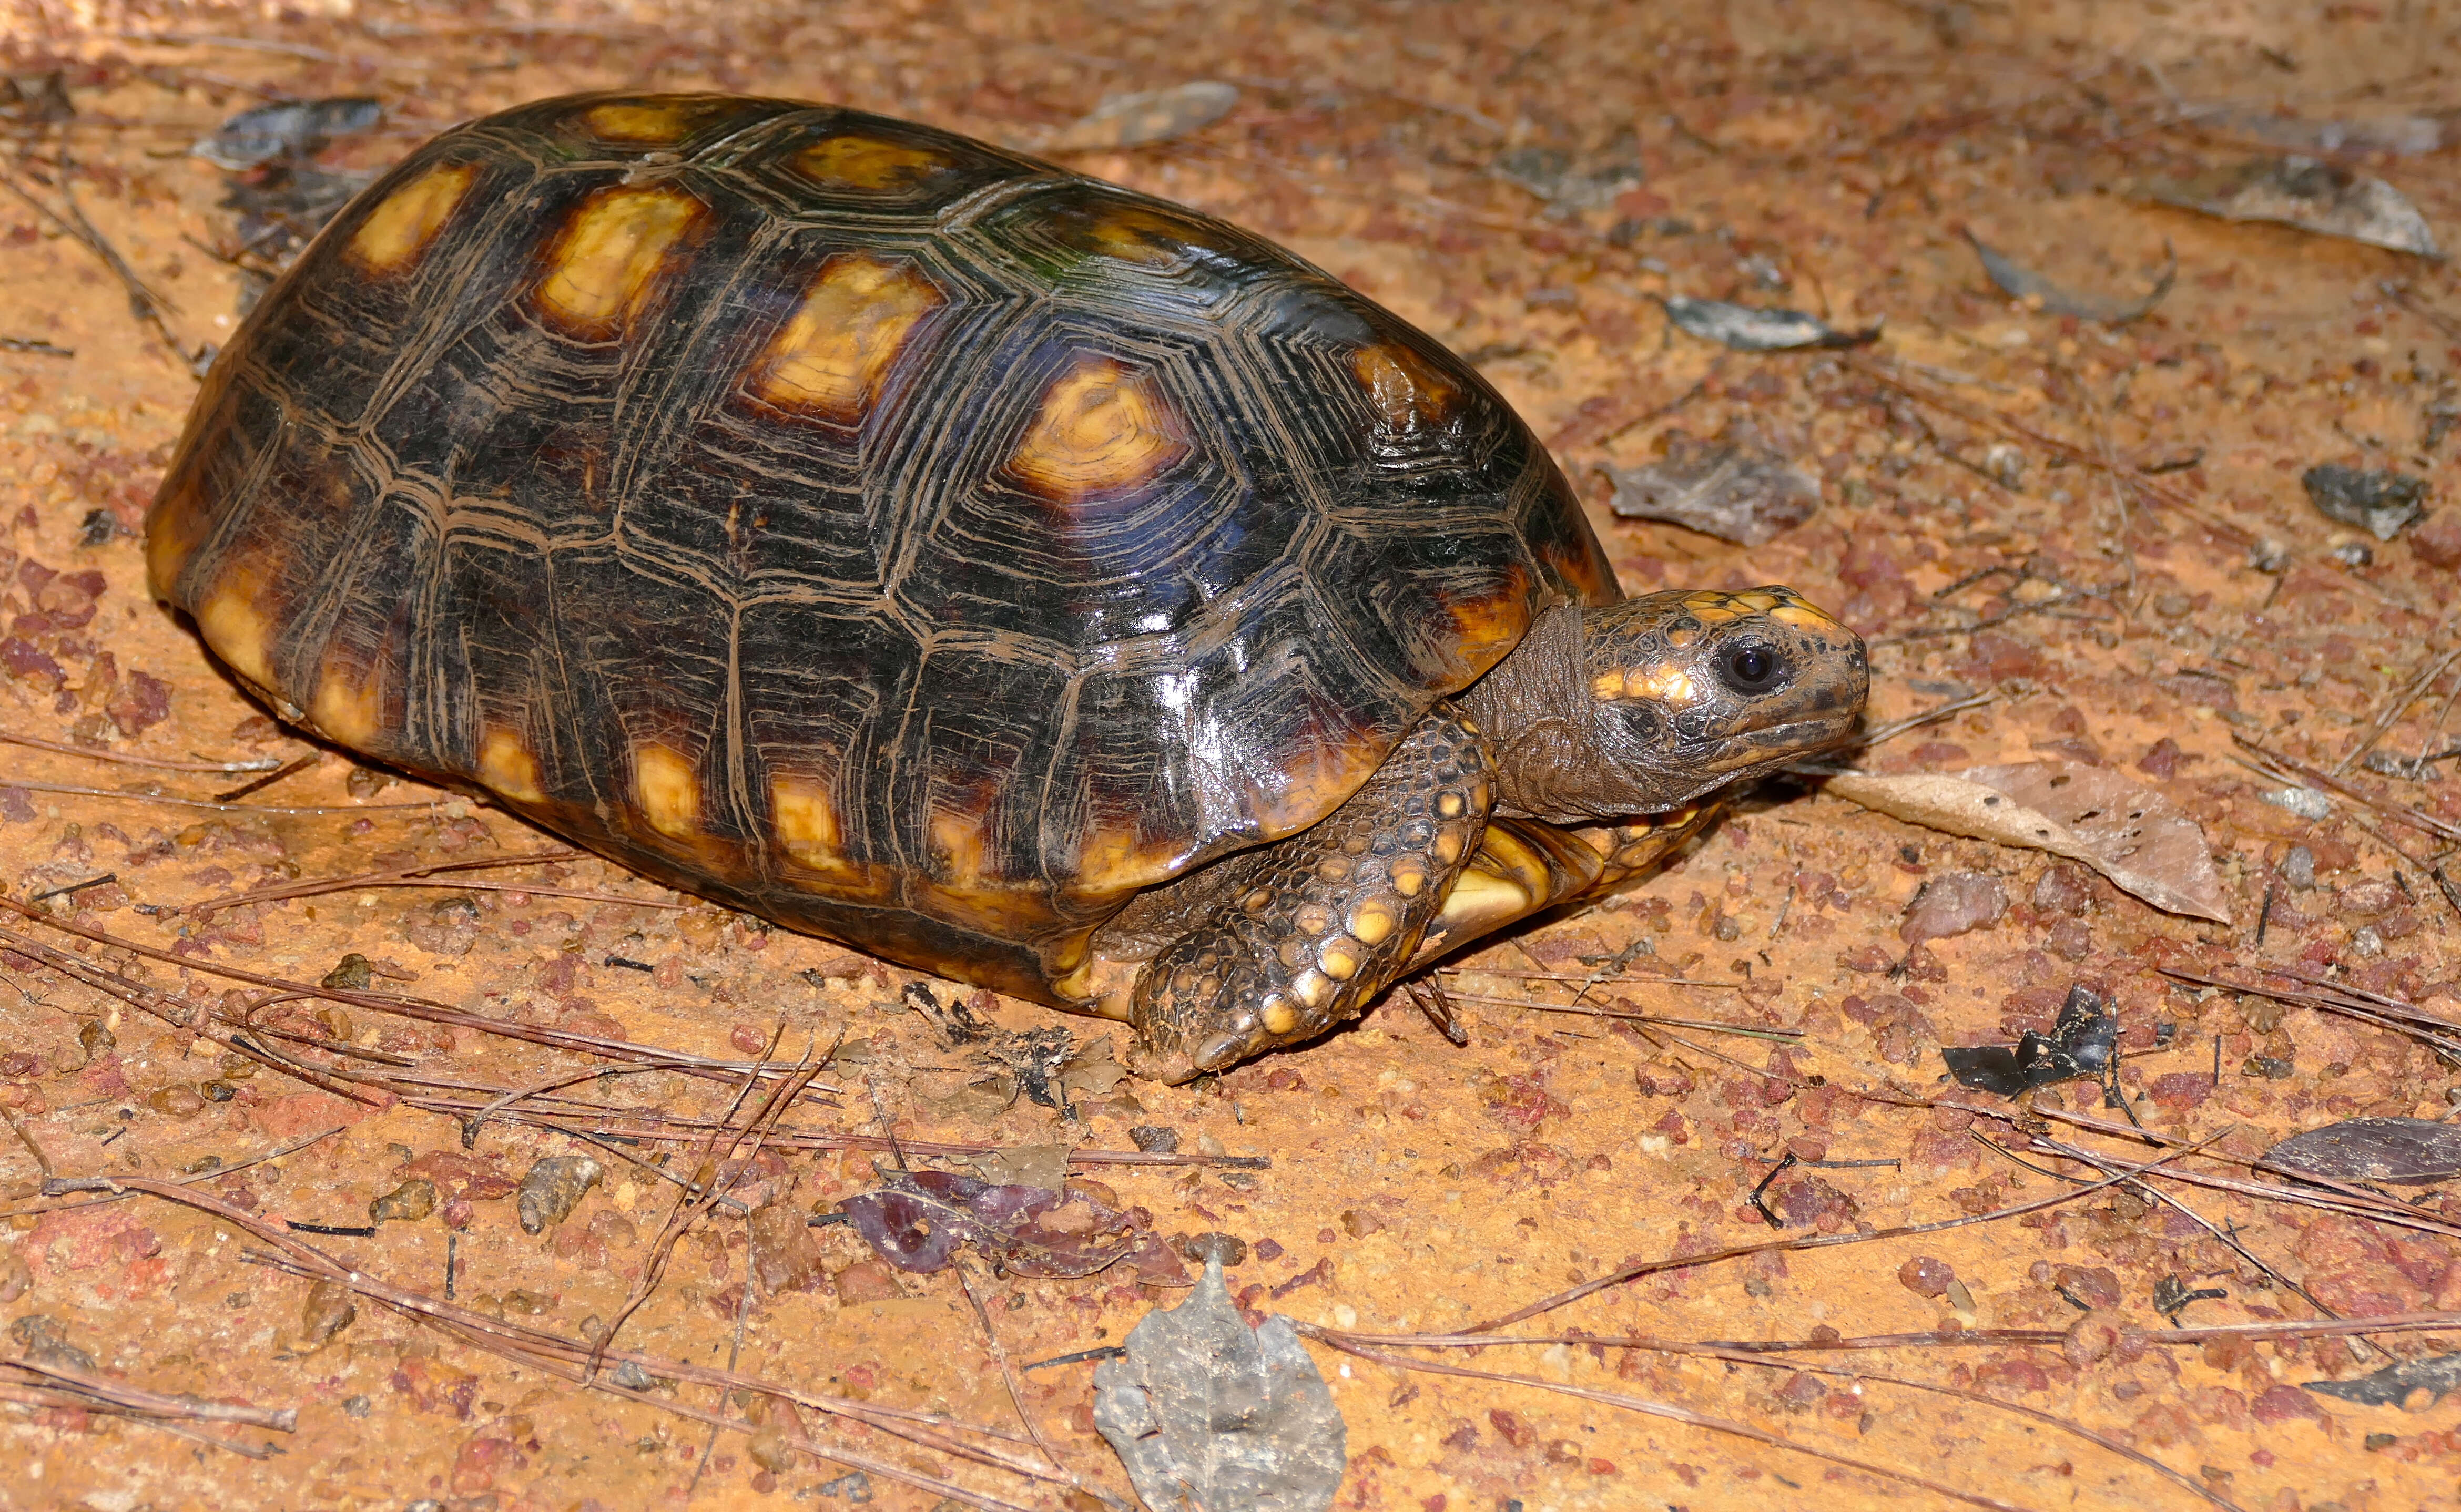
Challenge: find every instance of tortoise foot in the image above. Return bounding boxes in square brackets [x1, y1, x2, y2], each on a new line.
[1127, 706, 1493, 1082]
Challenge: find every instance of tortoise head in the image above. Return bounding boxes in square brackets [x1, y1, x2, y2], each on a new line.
[1462, 586, 1867, 823]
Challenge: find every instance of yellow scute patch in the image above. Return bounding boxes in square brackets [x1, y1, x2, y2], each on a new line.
[1350, 343, 1458, 435]
[311, 660, 382, 749]
[196, 566, 274, 689]
[750, 254, 943, 421]
[536, 185, 704, 336]
[1008, 355, 1189, 501]
[584, 98, 728, 142]
[792, 136, 949, 189]
[1073, 825, 1184, 895]
[771, 778, 846, 869]
[480, 728, 546, 804]
[347, 162, 477, 274]
[1772, 600, 1844, 630]
[632, 743, 700, 838]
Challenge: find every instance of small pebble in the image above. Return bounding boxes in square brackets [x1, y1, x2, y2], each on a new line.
[300, 1278, 357, 1346]
[747, 1426, 795, 1473]
[1899, 871, 2006, 947]
[320, 953, 374, 990]
[370, 1178, 438, 1225]
[341, 1394, 371, 1418]
[1177, 1232, 1247, 1265]
[2283, 845, 2317, 890]
[2264, 786, 2332, 822]
[147, 1086, 206, 1118]
[516, 1156, 604, 1234]
[1897, 1255, 1956, 1298]
[1128, 1125, 1180, 1153]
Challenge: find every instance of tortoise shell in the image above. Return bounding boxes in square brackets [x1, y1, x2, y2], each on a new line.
[149, 92, 1619, 1004]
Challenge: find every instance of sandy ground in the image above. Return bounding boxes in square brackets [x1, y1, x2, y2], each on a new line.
[1, 1, 2459, 1509]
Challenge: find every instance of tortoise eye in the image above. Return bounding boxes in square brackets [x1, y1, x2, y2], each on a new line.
[1720, 645, 1783, 693]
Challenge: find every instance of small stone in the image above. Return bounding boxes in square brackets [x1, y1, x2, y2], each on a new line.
[1340, 1209, 1385, 1239]
[611, 1360, 656, 1391]
[320, 953, 373, 990]
[2062, 1312, 2122, 1367]
[200, 1079, 237, 1102]
[812, 1470, 873, 1503]
[300, 1278, 357, 1345]
[1897, 1255, 1956, 1298]
[342, 1394, 372, 1418]
[833, 1260, 902, 1303]
[1176, 1232, 1247, 1266]
[2409, 511, 2461, 569]
[748, 1426, 796, 1473]
[2305, 462, 2428, 541]
[2264, 786, 2332, 822]
[2332, 539, 2375, 567]
[8, 1315, 95, 1372]
[370, 1178, 438, 1225]
[147, 1086, 206, 1118]
[1900, 871, 2007, 947]
[516, 1156, 603, 1234]
[2283, 845, 2317, 890]
[2247, 538, 2290, 573]
[1127, 1125, 1180, 1154]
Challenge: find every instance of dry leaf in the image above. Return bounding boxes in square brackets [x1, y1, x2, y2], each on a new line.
[1093, 1255, 1347, 1511]
[1964, 231, 2174, 324]
[1046, 81, 1239, 151]
[2142, 157, 2440, 258]
[1662, 295, 1879, 351]
[2260, 1117, 2461, 1186]
[840, 1169, 1186, 1283]
[1604, 425, 1819, 546]
[1822, 762, 2230, 923]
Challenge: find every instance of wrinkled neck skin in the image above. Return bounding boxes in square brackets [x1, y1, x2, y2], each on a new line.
[1454, 605, 1606, 822]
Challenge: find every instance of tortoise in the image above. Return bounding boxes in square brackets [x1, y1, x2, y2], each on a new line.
[148, 92, 1868, 1082]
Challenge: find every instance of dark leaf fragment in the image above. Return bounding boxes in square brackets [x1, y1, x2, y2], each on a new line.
[2304, 463, 2429, 542]
[1093, 1255, 1346, 1511]
[1604, 425, 1819, 546]
[1964, 231, 2174, 324]
[2143, 157, 2440, 258]
[2306, 1353, 2461, 1408]
[194, 98, 384, 171]
[840, 1169, 1186, 1283]
[1941, 984, 2116, 1097]
[1662, 295, 1879, 351]
[2259, 1117, 2461, 1186]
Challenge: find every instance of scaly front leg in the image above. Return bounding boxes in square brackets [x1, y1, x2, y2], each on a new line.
[1126, 706, 1494, 1082]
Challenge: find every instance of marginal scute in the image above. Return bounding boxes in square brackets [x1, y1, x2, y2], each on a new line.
[750, 254, 944, 422]
[196, 561, 276, 690]
[632, 742, 701, 839]
[479, 727, 546, 803]
[310, 658, 383, 750]
[1006, 353, 1191, 502]
[536, 185, 705, 336]
[771, 777, 846, 872]
[1073, 824, 1188, 896]
[346, 162, 478, 274]
[792, 135, 950, 190]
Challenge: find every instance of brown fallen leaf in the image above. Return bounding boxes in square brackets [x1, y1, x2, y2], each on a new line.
[2140, 157, 2440, 258]
[1044, 81, 1239, 152]
[1604, 424, 1819, 546]
[1821, 763, 2230, 924]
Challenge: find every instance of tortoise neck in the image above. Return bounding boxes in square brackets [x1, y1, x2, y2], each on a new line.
[1453, 604, 1598, 822]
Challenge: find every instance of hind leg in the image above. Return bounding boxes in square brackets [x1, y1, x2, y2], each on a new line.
[1126, 706, 1494, 1082]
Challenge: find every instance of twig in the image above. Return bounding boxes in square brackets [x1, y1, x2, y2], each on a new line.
[0, 779, 437, 815]
[0, 729, 284, 772]
[2335, 644, 2461, 776]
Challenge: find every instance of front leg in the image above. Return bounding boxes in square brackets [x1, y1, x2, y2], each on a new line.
[1127, 706, 1495, 1082]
